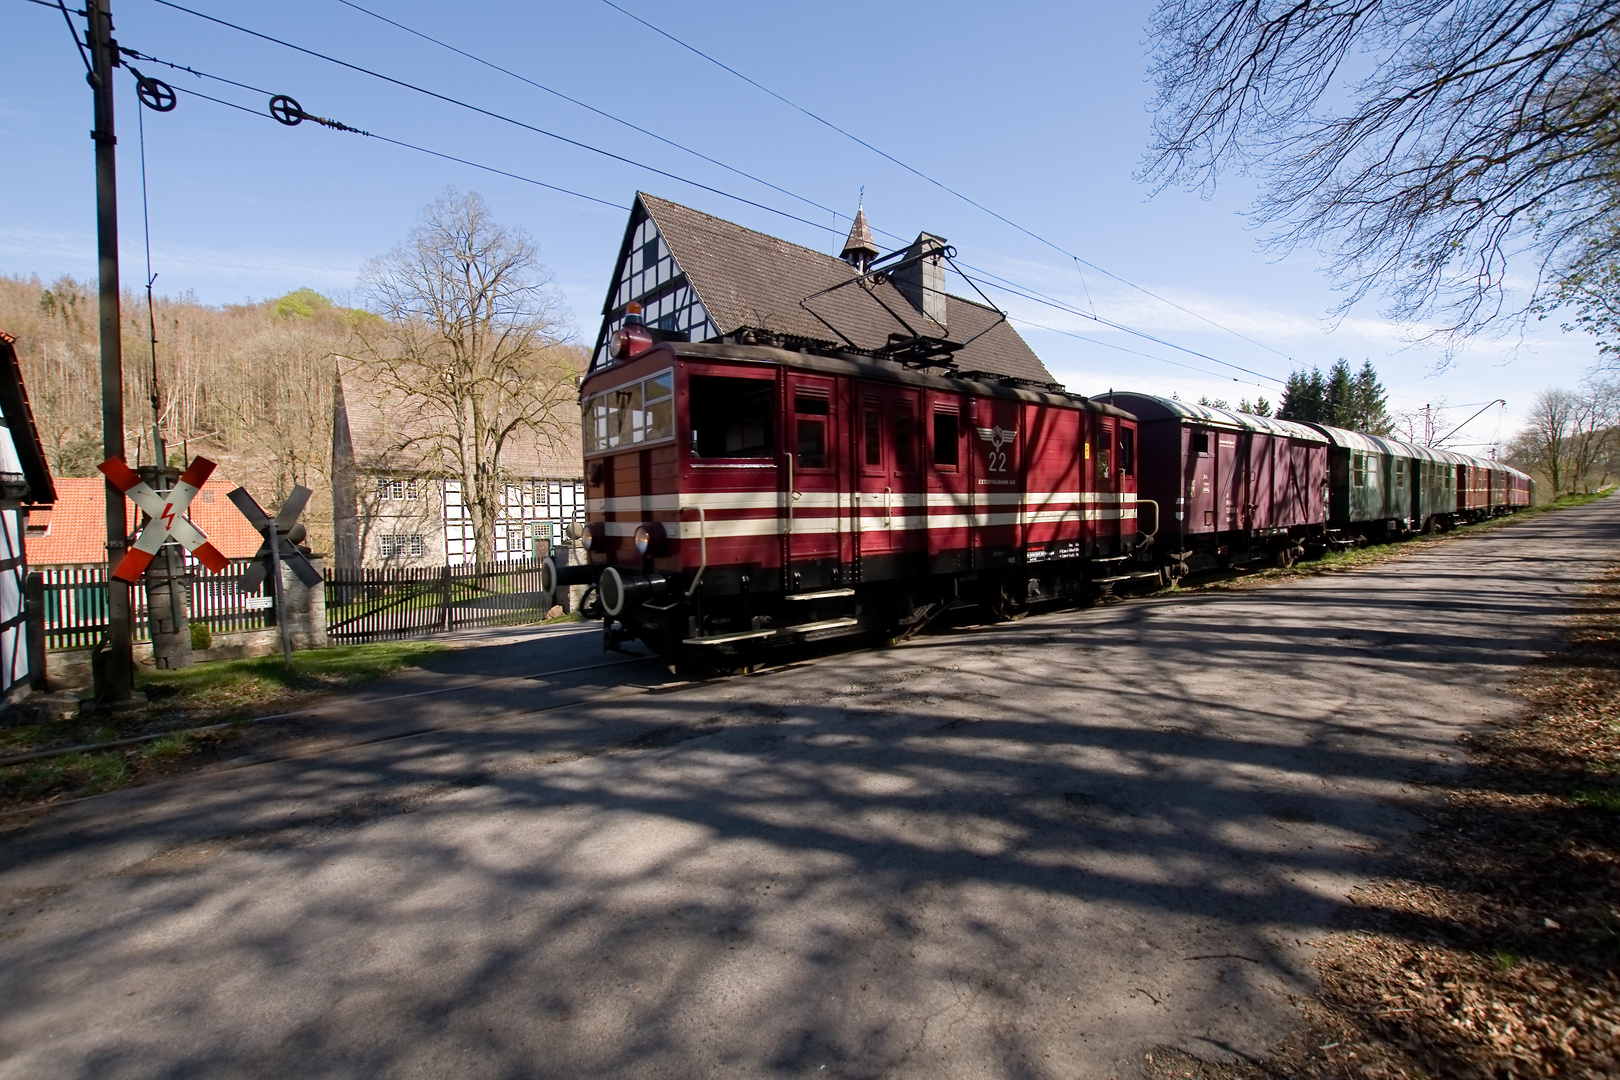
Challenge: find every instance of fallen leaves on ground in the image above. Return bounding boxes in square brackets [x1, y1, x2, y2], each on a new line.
[1150, 567, 1620, 1079]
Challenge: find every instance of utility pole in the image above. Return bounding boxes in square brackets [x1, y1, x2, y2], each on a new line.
[87, 0, 135, 703]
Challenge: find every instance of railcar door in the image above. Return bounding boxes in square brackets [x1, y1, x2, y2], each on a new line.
[1186, 426, 1217, 537]
[1114, 420, 1139, 552]
[1217, 429, 1242, 532]
[782, 372, 844, 592]
[854, 385, 924, 582]
[926, 391, 971, 573]
[1245, 432, 1273, 530]
[1091, 416, 1122, 554]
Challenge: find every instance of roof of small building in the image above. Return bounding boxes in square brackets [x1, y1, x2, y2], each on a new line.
[629, 194, 1056, 386]
[0, 329, 56, 505]
[28, 475, 266, 566]
[337, 360, 582, 480]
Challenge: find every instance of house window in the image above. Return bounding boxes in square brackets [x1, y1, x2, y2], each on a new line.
[378, 478, 419, 501]
[379, 535, 424, 558]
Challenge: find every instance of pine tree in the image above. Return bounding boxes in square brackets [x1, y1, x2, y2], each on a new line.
[1277, 370, 1326, 423]
[1325, 359, 1355, 426]
[1237, 397, 1273, 417]
[1350, 360, 1394, 435]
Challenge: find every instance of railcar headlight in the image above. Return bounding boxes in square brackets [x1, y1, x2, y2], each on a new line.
[583, 521, 608, 553]
[633, 521, 668, 557]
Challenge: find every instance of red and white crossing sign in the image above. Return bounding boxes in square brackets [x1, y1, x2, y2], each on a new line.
[97, 455, 231, 583]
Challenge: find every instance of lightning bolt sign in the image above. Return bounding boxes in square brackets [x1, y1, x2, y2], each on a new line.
[98, 455, 231, 583]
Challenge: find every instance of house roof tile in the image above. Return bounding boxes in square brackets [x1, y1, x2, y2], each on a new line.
[632, 194, 1056, 386]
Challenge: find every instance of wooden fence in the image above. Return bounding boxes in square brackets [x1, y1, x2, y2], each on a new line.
[38, 558, 552, 650]
[37, 557, 271, 652]
[324, 559, 550, 643]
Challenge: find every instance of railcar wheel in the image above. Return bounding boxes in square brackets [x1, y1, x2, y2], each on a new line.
[1273, 543, 1296, 569]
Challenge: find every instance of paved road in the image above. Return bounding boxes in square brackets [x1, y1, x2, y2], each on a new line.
[4, 499, 1619, 1080]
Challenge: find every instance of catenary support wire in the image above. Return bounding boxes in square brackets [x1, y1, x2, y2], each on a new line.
[141, 0, 1302, 386]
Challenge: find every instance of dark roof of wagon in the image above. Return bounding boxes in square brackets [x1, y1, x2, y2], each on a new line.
[633, 194, 1057, 387]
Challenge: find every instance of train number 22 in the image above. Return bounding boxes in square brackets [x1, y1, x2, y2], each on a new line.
[986, 450, 1008, 473]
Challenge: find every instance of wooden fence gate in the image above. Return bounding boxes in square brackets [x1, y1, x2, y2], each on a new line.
[323, 560, 550, 643]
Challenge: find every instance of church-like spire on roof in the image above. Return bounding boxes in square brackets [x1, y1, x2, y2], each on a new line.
[840, 197, 879, 273]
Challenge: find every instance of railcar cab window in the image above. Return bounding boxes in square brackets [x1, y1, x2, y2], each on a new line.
[1095, 425, 1112, 481]
[794, 392, 829, 469]
[1117, 428, 1135, 476]
[1191, 431, 1211, 456]
[932, 408, 960, 468]
[583, 368, 675, 454]
[689, 374, 774, 458]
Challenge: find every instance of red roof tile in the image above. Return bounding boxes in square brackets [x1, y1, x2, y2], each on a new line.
[29, 476, 267, 566]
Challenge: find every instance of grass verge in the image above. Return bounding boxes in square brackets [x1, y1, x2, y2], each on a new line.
[0, 641, 445, 814]
[1148, 562, 1620, 1079]
[1180, 488, 1615, 594]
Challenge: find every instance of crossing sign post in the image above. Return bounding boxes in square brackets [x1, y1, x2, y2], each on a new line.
[228, 485, 319, 666]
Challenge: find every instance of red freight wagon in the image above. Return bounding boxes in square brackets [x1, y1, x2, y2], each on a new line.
[1095, 393, 1328, 581]
[551, 329, 1143, 658]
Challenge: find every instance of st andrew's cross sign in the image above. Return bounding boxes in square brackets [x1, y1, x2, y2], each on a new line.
[98, 456, 231, 584]
[227, 485, 321, 592]
[227, 485, 319, 666]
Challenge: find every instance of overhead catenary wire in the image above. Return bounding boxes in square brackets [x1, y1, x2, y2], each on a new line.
[145, 0, 843, 237]
[318, 0, 1293, 387]
[595, 0, 1302, 371]
[330, 0, 852, 229]
[114, 41, 1291, 392]
[141, 0, 1307, 389]
[140, 72, 627, 210]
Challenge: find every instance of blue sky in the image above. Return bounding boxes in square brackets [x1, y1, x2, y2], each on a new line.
[2, 0, 1602, 452]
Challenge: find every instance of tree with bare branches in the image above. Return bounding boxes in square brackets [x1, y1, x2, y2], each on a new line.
[1519, 388, 1579, 495]
[357, 189, 578, 566]
[1142, 2, 1620, 347]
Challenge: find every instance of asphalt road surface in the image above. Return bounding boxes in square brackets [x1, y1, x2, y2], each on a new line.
[4, 498, 1619, 1080]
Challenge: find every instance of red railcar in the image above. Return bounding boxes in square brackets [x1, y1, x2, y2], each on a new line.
[550, 334, 1144, 657]
[1095, 393, 1328, 579]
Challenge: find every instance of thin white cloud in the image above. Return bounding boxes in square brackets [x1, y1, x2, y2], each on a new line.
[0, 227, 363, 294]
